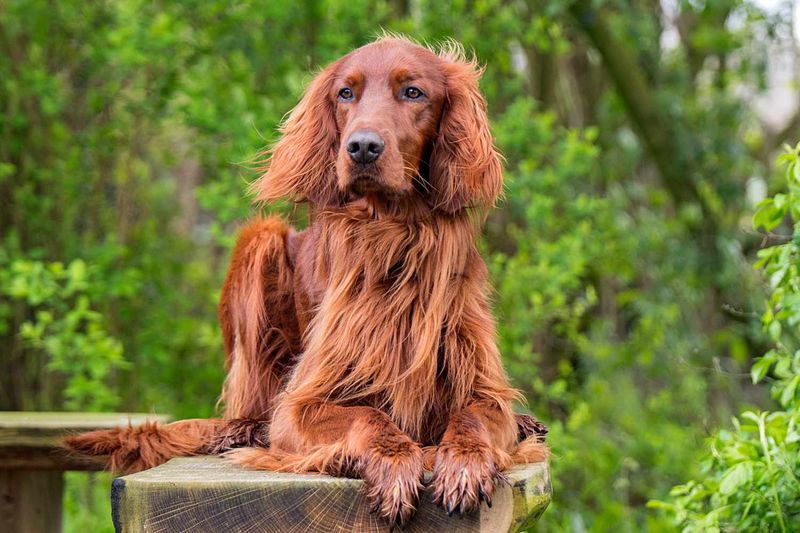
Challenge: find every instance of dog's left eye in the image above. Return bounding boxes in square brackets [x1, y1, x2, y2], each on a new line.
[338, 87, 354, 101]
[403, 86, 424, 100]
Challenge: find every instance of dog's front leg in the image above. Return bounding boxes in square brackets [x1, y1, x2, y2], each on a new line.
[233, 400, 424, 527]
[428, 260, 536, 516]
[429, 399, 518, 515]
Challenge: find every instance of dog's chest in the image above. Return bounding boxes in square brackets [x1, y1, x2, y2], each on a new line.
[298, 215, 473, 436]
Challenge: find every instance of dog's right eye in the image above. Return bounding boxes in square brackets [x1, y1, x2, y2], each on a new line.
[338, 88, 354, 101]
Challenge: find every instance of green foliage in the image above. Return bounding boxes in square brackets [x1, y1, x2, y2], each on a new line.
[0, 255, 127, 410]
[655, 145, 800, 532]
[490, 98, 739, 532]
[63, 472, 115, 533]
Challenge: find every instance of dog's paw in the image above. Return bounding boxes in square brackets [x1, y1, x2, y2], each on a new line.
[206, 419, 270, 454]
[429, 439, 507, 517]
[515, 413, 548, 442]
[361, 434, 424, 528]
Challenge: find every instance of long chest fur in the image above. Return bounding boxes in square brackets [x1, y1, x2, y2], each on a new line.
[299, 209, 478, 441]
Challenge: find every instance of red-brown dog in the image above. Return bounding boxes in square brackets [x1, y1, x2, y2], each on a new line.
[66, 36, 547, 527]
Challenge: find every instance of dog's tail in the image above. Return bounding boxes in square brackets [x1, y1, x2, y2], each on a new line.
[63, 418, 269, 473]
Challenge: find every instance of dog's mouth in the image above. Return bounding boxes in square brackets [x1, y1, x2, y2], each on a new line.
[349, 175, 385, 195]
[343, 172, 411, 207]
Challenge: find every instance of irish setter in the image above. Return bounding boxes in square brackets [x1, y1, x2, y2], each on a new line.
[66, 36, 547, 527]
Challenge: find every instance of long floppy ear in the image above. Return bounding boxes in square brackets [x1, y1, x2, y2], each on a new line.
[252, 61, 340, 207]
[428, 56, 503, 214]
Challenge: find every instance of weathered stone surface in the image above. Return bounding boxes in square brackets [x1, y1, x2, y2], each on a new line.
[113, 456, 551, 532]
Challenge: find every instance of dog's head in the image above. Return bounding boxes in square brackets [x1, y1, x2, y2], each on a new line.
[253, 37, 502, 214]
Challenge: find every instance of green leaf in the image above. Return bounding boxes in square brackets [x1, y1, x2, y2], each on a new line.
[753, 199, 780, 230]
[768, 319, 782, 341]
[719, 461, 752, 495]
[750, 356, 772, 384]
[740, 411, 761, 424]
[780, 375, 800, 406]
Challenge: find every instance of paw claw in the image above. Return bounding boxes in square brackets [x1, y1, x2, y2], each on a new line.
[361, 436, 423, 526]
[429, 440, 503, 517]
[495, 471, 510, 489]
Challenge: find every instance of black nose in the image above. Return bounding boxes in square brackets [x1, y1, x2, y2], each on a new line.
[346, 130, 385, 164]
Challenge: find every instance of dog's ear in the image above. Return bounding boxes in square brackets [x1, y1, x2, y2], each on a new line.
[428, 56, 503, 214]
[252, 61, 340, 207]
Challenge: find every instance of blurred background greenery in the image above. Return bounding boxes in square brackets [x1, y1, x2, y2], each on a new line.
[1, 0, 799, 531]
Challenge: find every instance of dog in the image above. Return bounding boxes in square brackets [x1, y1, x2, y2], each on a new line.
[65, 36, 547, 527]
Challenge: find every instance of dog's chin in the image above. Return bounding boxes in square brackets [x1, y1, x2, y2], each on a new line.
[345, 175, 408, 200]
[350, 176, 385, 195]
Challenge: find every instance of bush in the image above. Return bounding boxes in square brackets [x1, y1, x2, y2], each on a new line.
[653, 144, 800, 532]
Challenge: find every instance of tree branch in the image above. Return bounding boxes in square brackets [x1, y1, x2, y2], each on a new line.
[569, 0, 700, 208]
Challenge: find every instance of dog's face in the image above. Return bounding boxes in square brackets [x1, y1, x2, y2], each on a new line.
[331, 43, 445, 199]
[254, 38, 502, 214]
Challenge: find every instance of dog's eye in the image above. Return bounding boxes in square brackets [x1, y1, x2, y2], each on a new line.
[338, 87, 354, 101]
[403, 86, 424, 100]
